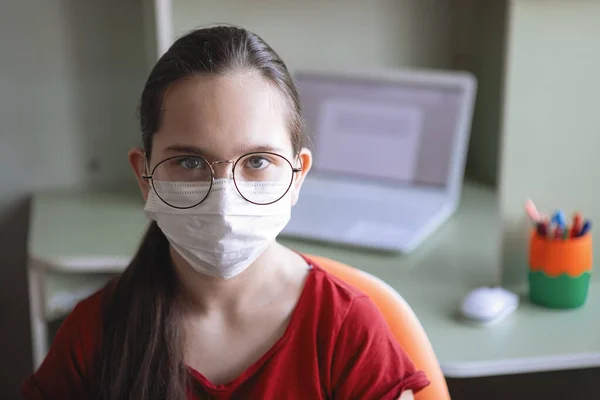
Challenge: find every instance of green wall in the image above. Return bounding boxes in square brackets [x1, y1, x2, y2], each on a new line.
[0, 0, 150, 394]
[500, 0, 600, 285]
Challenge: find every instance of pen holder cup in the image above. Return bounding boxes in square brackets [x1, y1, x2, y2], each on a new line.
[528, 231, 593, 309]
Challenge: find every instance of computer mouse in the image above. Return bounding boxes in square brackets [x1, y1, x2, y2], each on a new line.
[460, 287, 519, 325]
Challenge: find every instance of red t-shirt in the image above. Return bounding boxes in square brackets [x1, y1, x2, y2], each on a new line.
[22, 262, 429, 399]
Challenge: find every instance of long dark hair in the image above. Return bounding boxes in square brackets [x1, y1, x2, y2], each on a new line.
[94, 26, 306, 399]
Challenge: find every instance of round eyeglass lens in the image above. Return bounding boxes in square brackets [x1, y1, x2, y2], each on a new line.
[151, 155, 212, 208]
[233, 152, 294, 205]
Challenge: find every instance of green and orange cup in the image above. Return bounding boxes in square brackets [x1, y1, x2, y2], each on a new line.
[528, 231, 593, 309]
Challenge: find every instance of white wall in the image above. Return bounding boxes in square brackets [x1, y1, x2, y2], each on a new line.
[173, 0, 454, 71]
[0, 0, 150, 395]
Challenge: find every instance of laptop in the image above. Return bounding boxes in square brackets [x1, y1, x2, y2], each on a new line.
[281, 68, 477, 253]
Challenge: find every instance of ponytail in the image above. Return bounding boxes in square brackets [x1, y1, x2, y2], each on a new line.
[94, 222, 189, 399]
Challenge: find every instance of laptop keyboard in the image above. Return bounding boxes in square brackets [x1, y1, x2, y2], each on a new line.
[283, 177, 446, 250]
[301, 194, 425, 229]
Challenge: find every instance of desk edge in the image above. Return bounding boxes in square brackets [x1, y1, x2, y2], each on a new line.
[441, 352, 600, 378]
[29, 255, 129, 273]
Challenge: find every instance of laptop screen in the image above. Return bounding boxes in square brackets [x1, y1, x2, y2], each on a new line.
[295, 71, 468, 188]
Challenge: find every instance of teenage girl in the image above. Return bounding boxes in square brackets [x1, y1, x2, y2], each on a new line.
[22, 26, 429, 399]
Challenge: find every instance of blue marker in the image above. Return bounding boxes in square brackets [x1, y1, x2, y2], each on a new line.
[579, 220, 592, 237]
[551, 210, 566, 228]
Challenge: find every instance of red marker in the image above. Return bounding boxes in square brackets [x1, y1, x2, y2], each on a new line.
[571, 213, 583, 238]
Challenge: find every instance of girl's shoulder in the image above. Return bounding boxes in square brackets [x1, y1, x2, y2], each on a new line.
[64, 279, 114, 340]
[301, 256, 371, 306]
[298, 257, 430, 398]
[21, 282, 111, 399]
[52, 281, 110, 361]
[298, 256, 378, 335]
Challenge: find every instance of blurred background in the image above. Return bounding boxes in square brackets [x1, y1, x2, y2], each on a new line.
[1, 0, 599, 399]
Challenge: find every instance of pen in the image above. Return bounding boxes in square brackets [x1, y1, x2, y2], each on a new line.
[547, 222, 556, 240]
[551, 210, 566, 229]
[579, 220, 592, 237]
[525, 199, 541, 222]
[571, 213, 583, 238]
[554, 225, 564, 240]
[536, 221, 547, 237]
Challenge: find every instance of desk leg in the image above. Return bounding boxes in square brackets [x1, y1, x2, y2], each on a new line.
[28, 265, 48, 370]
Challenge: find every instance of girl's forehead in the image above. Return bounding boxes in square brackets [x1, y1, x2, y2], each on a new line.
[153, 73, 293, 160]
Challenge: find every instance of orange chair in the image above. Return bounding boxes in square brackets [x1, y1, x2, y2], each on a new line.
[306, 255, 450, 400]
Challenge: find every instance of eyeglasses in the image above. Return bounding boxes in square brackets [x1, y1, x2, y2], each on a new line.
[142, 152, 302, 209]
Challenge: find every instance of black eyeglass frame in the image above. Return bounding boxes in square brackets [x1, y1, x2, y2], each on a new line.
[142, 151, 303, 209]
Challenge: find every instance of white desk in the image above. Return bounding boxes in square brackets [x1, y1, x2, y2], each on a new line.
[27, 182, 600, 377]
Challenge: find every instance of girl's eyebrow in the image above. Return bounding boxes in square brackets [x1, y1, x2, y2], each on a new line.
[236, 144, 286, 154]
[163, 144, 287, 158]
[164, 144, 209, 157]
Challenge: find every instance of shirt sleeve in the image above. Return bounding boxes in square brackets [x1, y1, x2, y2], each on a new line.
[21, 300, 98, 399]
[331, 295, 430, 400]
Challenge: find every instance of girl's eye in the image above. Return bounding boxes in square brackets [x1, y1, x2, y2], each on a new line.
[246, 156, 270, 170]
[179, 157, 204, 169]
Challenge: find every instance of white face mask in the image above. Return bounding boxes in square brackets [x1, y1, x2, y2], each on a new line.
[144, 179, 292, 279]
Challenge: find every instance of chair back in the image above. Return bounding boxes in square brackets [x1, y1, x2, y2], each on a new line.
[306, 255, 450, 400]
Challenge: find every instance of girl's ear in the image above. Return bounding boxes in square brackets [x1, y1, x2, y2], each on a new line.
[128, 147, 151, 201]
[289, 147, 312, 206]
